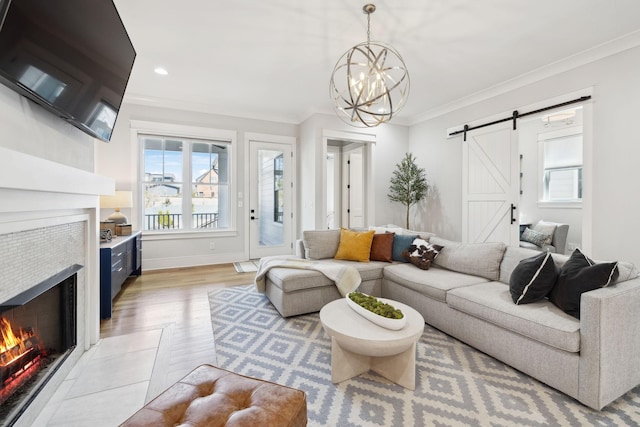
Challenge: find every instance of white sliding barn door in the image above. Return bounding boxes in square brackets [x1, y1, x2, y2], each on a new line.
[462, 122, 520, 246]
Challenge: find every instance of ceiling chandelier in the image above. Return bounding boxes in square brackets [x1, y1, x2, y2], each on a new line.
[330, 4, 410, 128]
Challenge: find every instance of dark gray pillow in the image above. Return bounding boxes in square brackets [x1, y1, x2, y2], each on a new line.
[509, 251, 558, 305]
[549, 248, 619, 318]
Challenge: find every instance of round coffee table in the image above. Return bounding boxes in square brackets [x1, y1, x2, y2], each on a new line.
[319, 297, 425, 390]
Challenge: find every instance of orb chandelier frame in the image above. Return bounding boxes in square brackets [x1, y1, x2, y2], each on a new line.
[330, 4, 410, 128]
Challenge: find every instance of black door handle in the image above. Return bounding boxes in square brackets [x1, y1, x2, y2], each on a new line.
[510, 204, 516, 224]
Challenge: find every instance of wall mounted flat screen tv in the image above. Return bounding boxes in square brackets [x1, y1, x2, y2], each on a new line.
[0, 0, 136, 142]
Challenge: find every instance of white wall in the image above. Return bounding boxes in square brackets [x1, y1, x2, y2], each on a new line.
[409, 45, 640, 267]
[0, 85, 95, 171]
[298, 113, 410, 234]
[98, 102, 298, 270]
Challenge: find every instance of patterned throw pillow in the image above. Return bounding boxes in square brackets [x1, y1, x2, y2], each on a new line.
[401, 238, 444, 270]
[532, 221, 557, 245]
[521, 227, 551, 248]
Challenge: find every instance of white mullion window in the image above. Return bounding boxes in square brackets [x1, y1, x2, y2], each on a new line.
[140, 131, 232, 232]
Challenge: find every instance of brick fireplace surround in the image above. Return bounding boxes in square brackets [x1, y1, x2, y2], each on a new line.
[0, 147, 113, 426]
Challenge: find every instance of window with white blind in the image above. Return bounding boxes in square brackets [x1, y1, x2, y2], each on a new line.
[538, 126, 583, 203]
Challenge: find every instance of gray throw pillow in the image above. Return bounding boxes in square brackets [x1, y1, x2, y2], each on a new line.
[302, 229, 341, 260]
[430, 237, 506, 281]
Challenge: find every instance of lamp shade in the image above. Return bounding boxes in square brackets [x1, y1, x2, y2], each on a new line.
[100, 191, 133, 209]
[100, 191, 132, 225]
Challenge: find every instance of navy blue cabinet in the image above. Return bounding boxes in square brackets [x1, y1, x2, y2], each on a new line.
[100, 231, 141, 319]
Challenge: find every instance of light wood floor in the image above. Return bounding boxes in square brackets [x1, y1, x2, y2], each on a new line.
[99, 264, 256, 387]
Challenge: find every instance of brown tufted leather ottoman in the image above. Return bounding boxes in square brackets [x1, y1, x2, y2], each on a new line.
[120, 364, 307, 427]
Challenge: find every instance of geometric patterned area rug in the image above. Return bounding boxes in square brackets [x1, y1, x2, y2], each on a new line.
[209, 285, 640, 426]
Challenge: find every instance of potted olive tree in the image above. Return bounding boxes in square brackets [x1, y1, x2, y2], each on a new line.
[387, 153, 429, 229]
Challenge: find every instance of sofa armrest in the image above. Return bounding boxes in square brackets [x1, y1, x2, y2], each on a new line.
[578, 277, 640, 409]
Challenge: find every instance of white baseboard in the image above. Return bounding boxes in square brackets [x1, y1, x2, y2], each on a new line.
[142, 251, 247, 271]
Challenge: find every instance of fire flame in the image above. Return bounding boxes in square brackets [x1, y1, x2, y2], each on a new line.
[0, 317, 33, 367]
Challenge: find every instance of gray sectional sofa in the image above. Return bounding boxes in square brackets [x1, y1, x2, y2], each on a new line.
[260, 228, 640, 410]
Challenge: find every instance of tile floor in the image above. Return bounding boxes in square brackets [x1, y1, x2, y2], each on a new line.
[32, 328, 187, 426]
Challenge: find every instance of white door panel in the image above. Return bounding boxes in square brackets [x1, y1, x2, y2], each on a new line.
[348, 151, 364, 228]
[463, 123, 519, 246]
[249, 141, 294, 258]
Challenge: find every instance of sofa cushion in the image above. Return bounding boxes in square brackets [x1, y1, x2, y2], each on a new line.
[369, 232, 395, 262]
[267, 259, 386, 293]
[334, 228, 375, 262]
[447, 282, 581, 353]
[392, 234, 418, 262]
[509, 251, 558, 305]
[302, 229, 340, 260]
[383, 264, 488, 302]
[549, 248, 619, 319]
[430, 237, 506, 281]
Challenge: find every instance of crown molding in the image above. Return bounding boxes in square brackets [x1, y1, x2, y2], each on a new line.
[408, 29, 640, 125]
[122, 94, 301, 125]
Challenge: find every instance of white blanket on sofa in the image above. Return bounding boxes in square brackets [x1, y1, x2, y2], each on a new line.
[254, 256, 361, 296]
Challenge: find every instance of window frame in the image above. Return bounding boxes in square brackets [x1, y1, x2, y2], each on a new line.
[537, 125, 583, 208]
[132, 121, 237, 238]
[273, 153, 284, 224]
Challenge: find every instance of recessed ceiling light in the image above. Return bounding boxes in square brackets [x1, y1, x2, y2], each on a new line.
[154, 67, 168, 76]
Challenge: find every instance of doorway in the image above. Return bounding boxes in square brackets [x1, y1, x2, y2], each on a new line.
[456, 92, 591, 254]
[326, 140, 369, 229]
[248, 139, 295, 259]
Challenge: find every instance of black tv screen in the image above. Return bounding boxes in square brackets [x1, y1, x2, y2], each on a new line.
[0, 0, 135, 142]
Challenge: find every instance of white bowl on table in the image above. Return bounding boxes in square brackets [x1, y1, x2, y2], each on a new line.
[345, 292, 407, 330]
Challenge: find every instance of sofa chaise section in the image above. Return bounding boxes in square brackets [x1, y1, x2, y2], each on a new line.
[264, 259, 386, 317]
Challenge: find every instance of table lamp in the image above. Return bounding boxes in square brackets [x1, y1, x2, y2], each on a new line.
[100, 191, 133, 225]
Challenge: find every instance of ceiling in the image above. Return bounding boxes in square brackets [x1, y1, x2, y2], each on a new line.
[114, 0, 640, 126]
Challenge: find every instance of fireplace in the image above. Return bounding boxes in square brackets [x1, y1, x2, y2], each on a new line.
[0, 265, 81, 426]
[0, 146, 113, 425]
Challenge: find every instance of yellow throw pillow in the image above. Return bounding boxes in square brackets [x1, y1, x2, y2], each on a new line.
[334, 228, 376, 262]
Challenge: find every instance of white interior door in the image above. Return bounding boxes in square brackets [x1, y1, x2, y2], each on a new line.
[249, 141, 293, 258]
[462, 122, 520, 245]
[343, 146, 364, 228]
[326, 146, 341, 229]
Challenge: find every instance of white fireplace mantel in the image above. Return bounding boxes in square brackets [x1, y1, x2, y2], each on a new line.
[0, 146, 114, 207]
